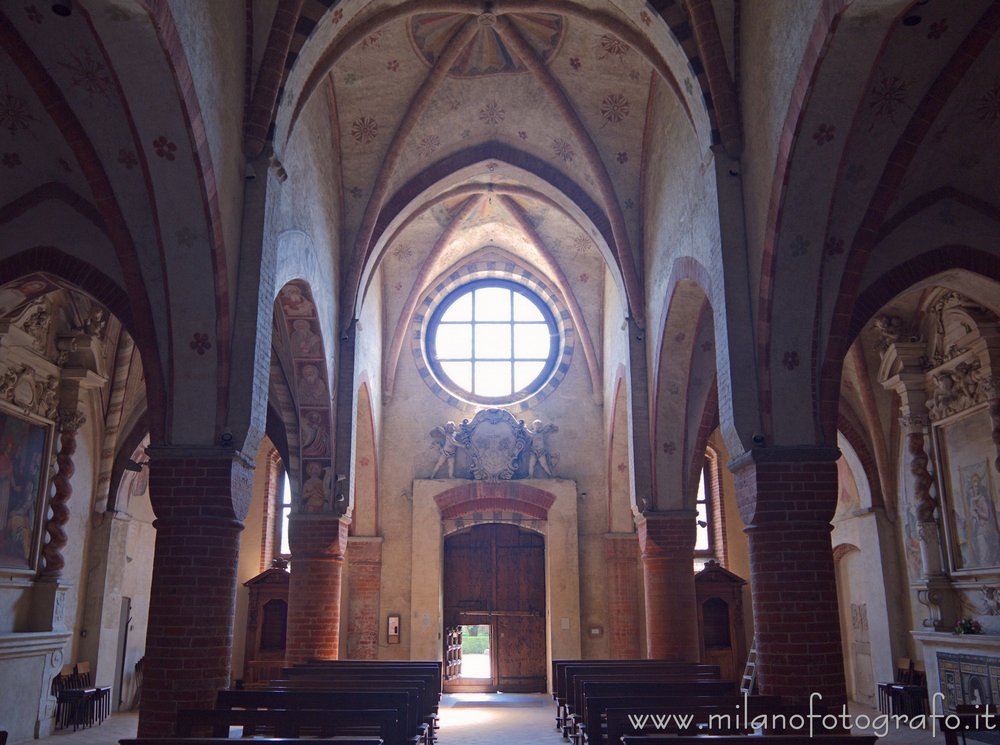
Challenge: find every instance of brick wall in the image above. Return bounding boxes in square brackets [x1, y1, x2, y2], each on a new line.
[346, 537, 383, 659]
[605, 534, 641, 659]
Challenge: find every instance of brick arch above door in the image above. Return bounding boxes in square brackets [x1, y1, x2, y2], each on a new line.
[434, 481, 557, 536]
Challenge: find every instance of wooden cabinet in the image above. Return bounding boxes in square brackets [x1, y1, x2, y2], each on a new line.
[242, 558, 290, 687]
[694, 560, 747, 682]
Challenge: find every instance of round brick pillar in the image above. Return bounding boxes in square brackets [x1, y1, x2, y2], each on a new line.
[138, 447, 253, 737]
[636, 511, 700, 660]
[731, 447, 847, 709]
[286, 514, 350, 664]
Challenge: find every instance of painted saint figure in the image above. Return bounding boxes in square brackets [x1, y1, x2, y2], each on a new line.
[301, 462, 330, 513]
[297, 365, 328, 406]
[966, 473, 1000, 567]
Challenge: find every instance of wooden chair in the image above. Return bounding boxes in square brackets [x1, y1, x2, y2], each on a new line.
[891, 659, 928, 716]
[876, 657, 911, 714]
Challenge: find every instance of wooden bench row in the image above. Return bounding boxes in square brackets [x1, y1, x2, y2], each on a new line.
[121, 659, 442, 745]
[551, 660, 720, 737]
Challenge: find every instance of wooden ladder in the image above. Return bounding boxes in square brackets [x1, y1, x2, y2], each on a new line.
[741, 636, 758, 695]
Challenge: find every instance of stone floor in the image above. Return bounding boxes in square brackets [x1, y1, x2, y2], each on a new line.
[7, 696, 953, 744]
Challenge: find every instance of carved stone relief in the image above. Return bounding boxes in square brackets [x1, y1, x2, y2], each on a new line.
[428, 409, 561, 481]
[457, 409, 529, 482]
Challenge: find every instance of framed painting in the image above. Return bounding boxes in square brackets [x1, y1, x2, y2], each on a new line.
[0, 407, 51, 571]
[935, 405, 1000, 573]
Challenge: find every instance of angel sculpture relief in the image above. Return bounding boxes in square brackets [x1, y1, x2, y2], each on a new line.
[430, 422, 464, 479]
[526, 419, 558, 477]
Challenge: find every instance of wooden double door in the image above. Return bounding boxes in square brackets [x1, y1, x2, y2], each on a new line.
[443, 523, 546, 693]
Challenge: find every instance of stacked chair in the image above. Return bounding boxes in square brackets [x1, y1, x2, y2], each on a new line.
[52, 662, 111, 731]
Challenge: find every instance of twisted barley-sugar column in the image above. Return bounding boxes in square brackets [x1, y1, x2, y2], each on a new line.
[41, 410, 86, 579]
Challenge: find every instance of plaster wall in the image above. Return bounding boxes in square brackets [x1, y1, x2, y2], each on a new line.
[351, 270, 384, 535]
[166, 0, 248, 316]
[410, 478, 582, 690]
[117, 488, 155, 712]
[642, 74, 720, 346]
[738, 0, 825, 331]
[272, 93, 342, 348]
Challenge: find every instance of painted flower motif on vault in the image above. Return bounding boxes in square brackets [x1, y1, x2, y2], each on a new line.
[152, 135, 176, 161]
[60, 47, 112, 97]
[351, 115, 379, 145]
[551, 137, 575, 162]
[974, 80, 1000, 129]
[599, 34, 630, 60]
[0, 84, 35, 137]
[2, 152, 21, 168]
[868, 71, 908, 124]
[479, 101, 505, 126]
[117, 149, 137, 169]
[927, 18, 948, 39]
[813, 123, 836, 145]
[393, 244, 413, 263]
[416, 135, 440, 158]
[25, 5, 43, 23]
[190, 332, 212, 355]
[601, 93, 630, 125]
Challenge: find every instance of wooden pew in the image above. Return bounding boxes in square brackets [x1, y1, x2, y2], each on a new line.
[620, 736, 878, 745]
[554, 662, 718, 734]
[122, 739, 381, 745]
[942, 703, 1000, 745]
[215, 689, 414, 745]
[604, 699, 828, 745]
[568, 675, 734, 741]
[266, 680, 430, 743]
[172, 707, 396, 740]
[288, 662, 442, 704]
[285, 667, 440, 718]
[274, 674, 434, 741]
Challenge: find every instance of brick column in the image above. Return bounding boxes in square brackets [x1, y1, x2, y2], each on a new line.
[636, 511, 699, 660]
[286, 514, 350, 664]
[347, 536, 383, 659]
[605, 533, 641, 659]
[730, 447, 846, 708]
[138, 447, 254, 737]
